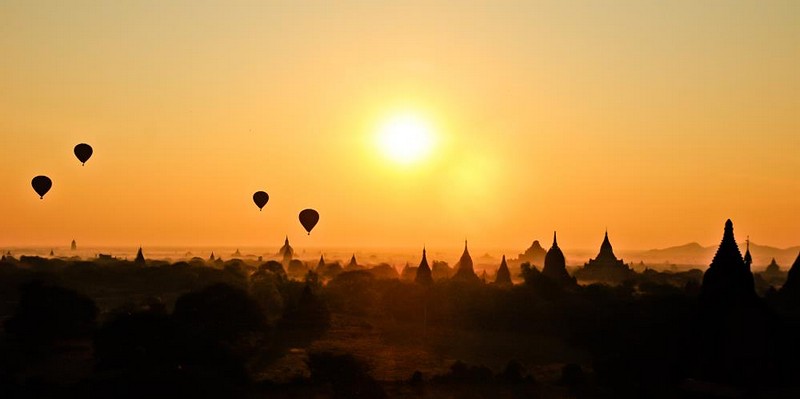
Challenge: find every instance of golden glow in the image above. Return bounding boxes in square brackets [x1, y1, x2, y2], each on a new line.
[1, 2, 799, 250]
[376, 114, 436, 165]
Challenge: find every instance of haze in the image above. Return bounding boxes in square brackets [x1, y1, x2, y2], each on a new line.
[2, 1, 799, 250]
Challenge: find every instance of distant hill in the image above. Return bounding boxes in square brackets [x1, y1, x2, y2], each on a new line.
[622, 242, 800, 271]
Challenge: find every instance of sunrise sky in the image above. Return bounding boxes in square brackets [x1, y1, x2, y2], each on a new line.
[1, 1, 799, 251]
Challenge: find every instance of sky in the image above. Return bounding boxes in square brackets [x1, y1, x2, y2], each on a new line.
[1, 1, 799, 252]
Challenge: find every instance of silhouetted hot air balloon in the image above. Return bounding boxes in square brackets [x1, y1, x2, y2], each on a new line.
[299, 209, 319, 235]
[253, 191, 269, 211]
[74, 143, 93, 166]
[31, 176, 52, 199]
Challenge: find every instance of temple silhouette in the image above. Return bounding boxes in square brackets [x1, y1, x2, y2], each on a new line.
[493, 255, 512, 286]
[514, 240, 546, 267]
[278, 236, 294, 264]
[134, 247, 145, 265]
[345, 254, 361, 271]
[693, 219, 778, 388]
[700, 220, 756, 304]
[415, 247, 433, 285]
[574, 231, 633, 283]
[542, 232, 576, 285]
[452, 241, 479, 282]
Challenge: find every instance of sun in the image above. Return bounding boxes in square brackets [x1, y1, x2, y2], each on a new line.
[376, 113, 436, 165]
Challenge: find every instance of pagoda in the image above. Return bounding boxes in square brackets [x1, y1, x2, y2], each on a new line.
[576, 231, 633, 283]
[517, 240, 546, 267]
[278, 236, 294, 264]
[452, 241, 480, 282]
[700, 220, 756, 304]
[415, 247, 433, 285]
[542, 232, 574, 284]
[494, 255, 512, 286]
[134, 247, 146, 265]
[345, 254, 361, 271]
[71, 239, 77, 251]
[316, 255, 326, 271]
[765, 258, 780, 274]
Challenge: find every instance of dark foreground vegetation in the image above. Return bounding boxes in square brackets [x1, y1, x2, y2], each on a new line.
[1, 254, 799, 398]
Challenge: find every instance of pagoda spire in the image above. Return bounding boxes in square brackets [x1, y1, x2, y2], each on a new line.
[494, 254, 512, 285]
[415, 246, 433, 285]
[700, 219, 755, 303]
[134, 246, 146, 265]
[743, 236, 752, 268]
[453, 239, 478, 282]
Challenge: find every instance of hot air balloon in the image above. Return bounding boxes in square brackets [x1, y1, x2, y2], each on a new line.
[299, 209, 319, 235]
[31, 176, 52, 199]
[74, 143, 93, 165]
[253, 191, 269, 211]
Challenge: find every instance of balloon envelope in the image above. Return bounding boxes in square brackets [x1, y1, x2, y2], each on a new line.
[31, 176, 52, 199]
[253, 191, 269, 210]
[299, 209, 319, 234]
[74, 143, 93, 165]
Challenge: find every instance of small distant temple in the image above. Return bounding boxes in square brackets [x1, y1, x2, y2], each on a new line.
[575, 231, 633, 283]
[278, 236, 294, 264]
[516, 240, 546, 267]
[765, 258, 780, 274]
[761, 257, 784, 286]
[494, 255, 512, 286]
[542, 232, 576, 285]
[452, 241, 480, 282]
[700, 220, 756, 304]
[71, 239, 77, 251]
[317, 255, 326, 271]
[232, 249, 242, 257]
[401, 262, 417, 281]
[209, 252, 216, 261]
[415, 247, 433, 285]
[345, 254, 360, 271]
[134, 247, 146, 265]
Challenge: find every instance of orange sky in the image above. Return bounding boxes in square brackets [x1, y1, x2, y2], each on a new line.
[1, 1, 799, 251]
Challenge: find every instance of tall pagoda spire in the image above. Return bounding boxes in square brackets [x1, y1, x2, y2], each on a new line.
[134, 246, 146, 265]
[346, 253, 359, 270]
[700, 219, 755, 304]
[543, 231, 571, 283]
[415, 246, 433, 285]
[453, 240, 479, 282]
[494, 255, 512, 286]
[743, 236, 752, 269]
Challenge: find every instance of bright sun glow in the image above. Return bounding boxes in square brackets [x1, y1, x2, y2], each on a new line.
[376, 114, 436, 165]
